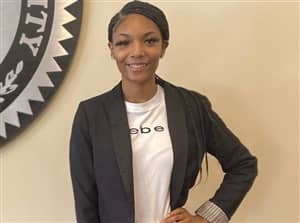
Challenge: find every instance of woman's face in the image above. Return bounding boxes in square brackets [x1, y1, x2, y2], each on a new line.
[109, 14, 168, 85]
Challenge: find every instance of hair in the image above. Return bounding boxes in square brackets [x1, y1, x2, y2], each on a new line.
[108, 1, 169, 42]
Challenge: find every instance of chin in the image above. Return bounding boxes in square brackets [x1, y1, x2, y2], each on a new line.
[123, 72, 155, 85]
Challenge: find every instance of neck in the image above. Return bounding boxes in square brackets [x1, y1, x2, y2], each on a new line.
[122, 78, 157, 103]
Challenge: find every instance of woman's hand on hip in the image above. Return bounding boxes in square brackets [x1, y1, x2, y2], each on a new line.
[160, 207, 209, 223]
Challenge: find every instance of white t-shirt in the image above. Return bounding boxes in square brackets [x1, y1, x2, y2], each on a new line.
[125, 85, 173, 223]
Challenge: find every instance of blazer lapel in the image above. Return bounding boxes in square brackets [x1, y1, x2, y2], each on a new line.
[161, 80, 189, 209]
[104, 83, 135, 209]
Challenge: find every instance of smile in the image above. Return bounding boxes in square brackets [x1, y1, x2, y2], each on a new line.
[127, 63, 148, 72]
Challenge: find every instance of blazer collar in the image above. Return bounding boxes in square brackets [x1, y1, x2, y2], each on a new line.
[104, 78, 188, 210]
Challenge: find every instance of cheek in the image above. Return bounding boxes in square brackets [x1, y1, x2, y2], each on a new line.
[150, 47, 165, 59]
[150, 54, 162, 65]
[112, 50, 128, 63]
[112, 46, 164, 63]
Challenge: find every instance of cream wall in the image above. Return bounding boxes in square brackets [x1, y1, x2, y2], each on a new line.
[0, 1, 298, 222]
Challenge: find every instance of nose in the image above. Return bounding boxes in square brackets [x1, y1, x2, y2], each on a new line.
[130, 41, 145, 58]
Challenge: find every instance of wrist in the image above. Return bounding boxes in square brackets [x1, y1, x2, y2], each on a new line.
[193, 215, 209, 223]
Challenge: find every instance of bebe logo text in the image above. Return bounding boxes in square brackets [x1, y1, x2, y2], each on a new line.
[129, 126, 164, 134]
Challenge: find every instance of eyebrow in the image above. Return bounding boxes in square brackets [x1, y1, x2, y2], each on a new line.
[117, 31, 159, 38]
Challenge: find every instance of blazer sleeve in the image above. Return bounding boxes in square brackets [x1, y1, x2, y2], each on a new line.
[199, 95, 258, 219]
[69, 103, 101, 223]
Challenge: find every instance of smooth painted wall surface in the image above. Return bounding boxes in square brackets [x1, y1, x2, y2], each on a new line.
[0, 1, 298, 222]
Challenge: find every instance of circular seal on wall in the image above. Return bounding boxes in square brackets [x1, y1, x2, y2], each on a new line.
[0, 0, 83, 143]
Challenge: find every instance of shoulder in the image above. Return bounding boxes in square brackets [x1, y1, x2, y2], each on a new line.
[161, 78, 210, 106]
[78, 82, 121, 111]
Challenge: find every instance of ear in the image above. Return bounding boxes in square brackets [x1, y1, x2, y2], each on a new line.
[160, 41, 169, 58]
[108, 42, 114, 59]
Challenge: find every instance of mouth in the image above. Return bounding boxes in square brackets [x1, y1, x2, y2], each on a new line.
[126, 63, 148, 72]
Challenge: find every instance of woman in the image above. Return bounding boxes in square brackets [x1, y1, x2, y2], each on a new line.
[70, 1, 258, 223]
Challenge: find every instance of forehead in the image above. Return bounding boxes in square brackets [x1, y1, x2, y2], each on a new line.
[113, 14, 161, 36]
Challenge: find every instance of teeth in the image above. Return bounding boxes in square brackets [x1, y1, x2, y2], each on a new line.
[129, 63, 146, 68]
[127, 63, 147, 72]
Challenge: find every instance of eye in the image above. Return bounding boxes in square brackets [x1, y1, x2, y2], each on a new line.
[114, 40, 130, 47]
[145, 38, 160, 45]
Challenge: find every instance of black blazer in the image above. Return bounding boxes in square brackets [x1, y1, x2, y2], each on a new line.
[70, 77, 257, 223]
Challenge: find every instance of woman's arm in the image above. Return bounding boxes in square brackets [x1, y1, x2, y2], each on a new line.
[196, 95, 258, 221]
[69, 103, 101, 223]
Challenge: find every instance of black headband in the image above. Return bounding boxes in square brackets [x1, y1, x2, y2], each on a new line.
[108, 1, 169, 42]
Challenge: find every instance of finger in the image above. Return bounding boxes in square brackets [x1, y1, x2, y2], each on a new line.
[166, 208, 186, 217]
[162, 213, 185, 223]
[161, 208, 189, 223]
